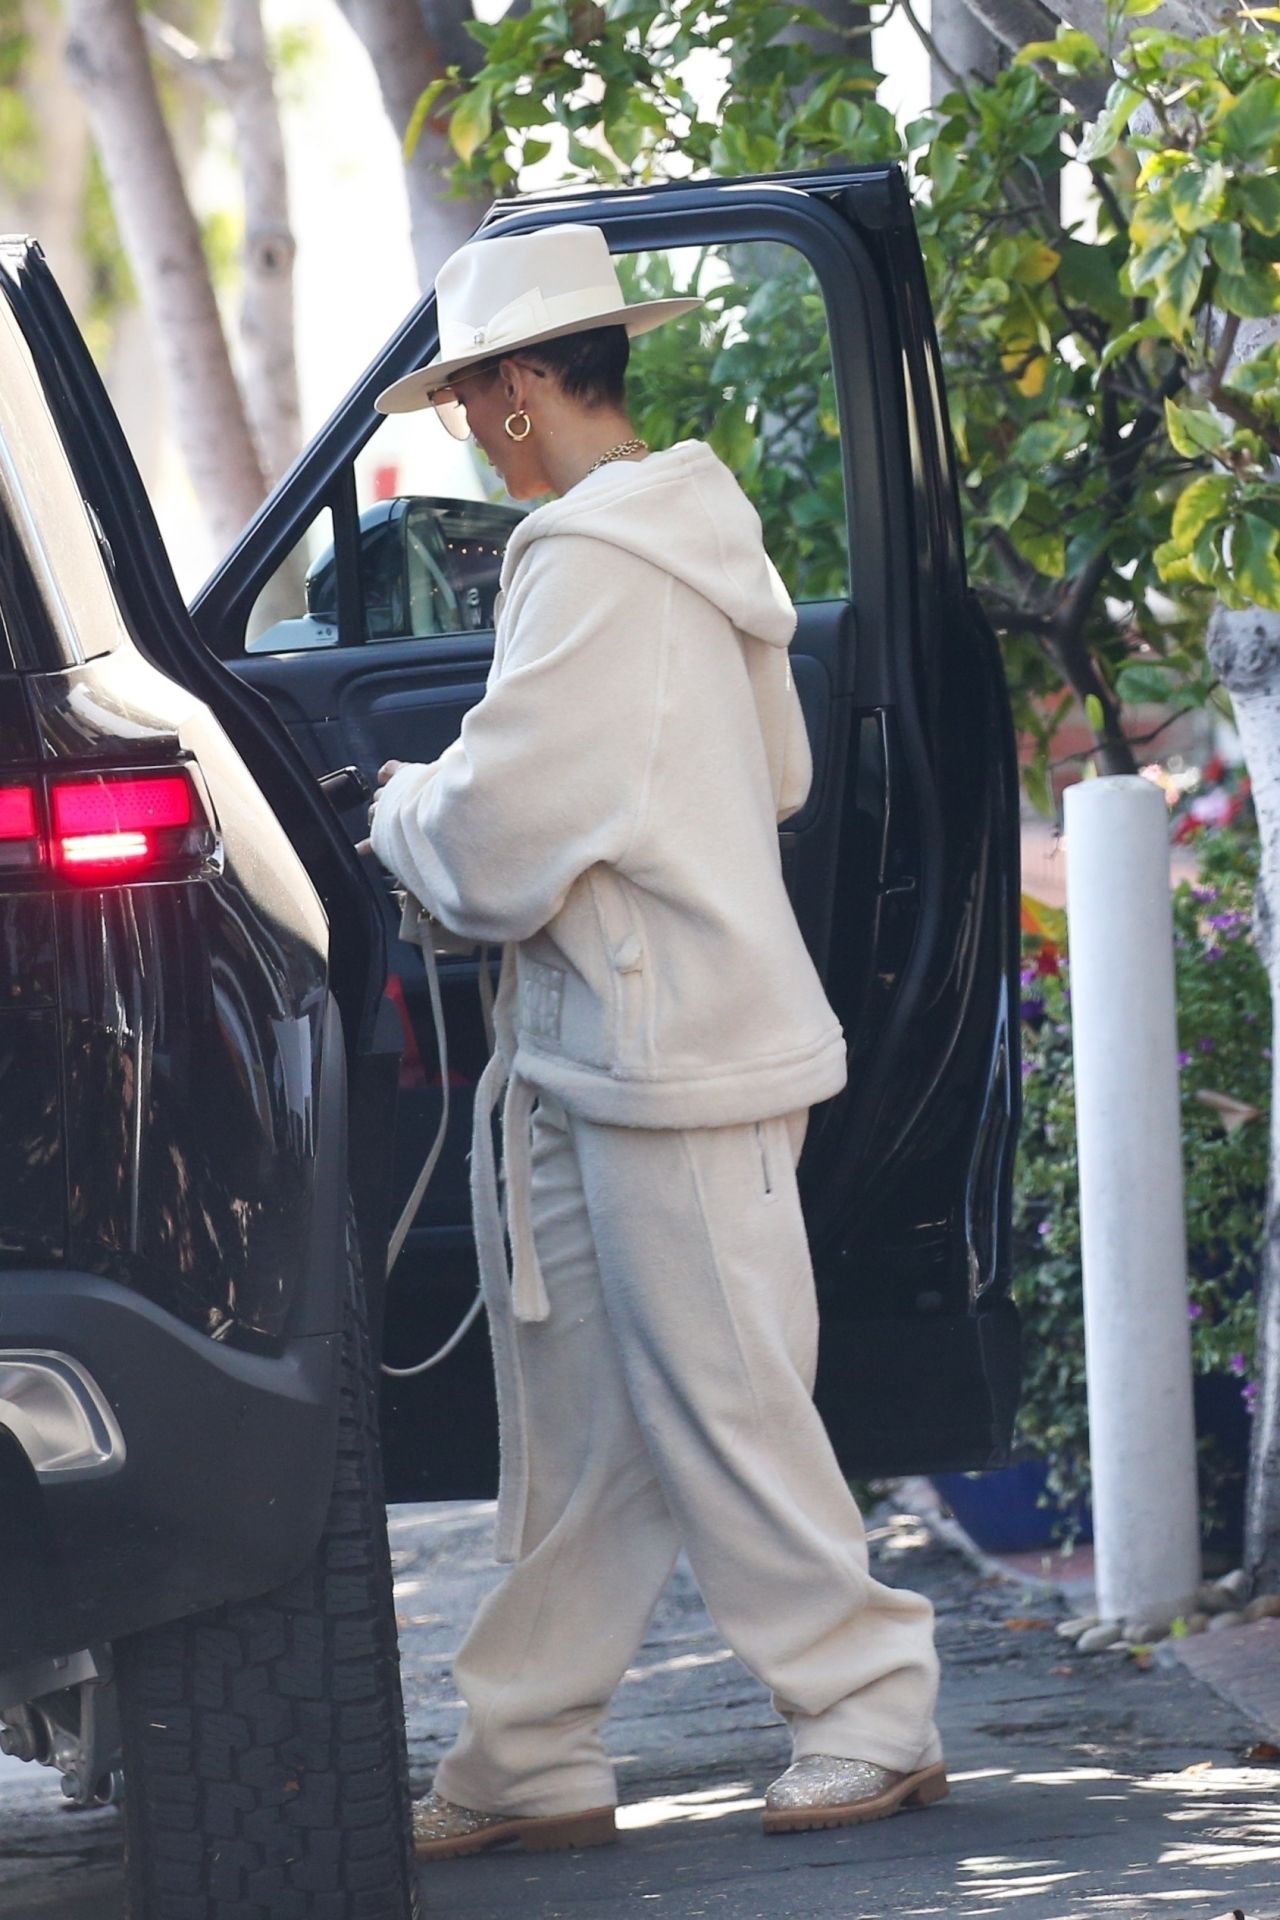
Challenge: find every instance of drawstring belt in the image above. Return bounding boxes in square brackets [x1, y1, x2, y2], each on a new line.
[386, 896, 549, 1563]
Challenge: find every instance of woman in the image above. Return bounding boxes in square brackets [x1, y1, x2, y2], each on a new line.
[368, 222, 945, 1860]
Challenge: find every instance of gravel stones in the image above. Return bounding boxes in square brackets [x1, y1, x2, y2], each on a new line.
[1051, 1574, 1280, 1653]
[1056, 1615, 1100, 1641]
[1077, 1622, 1124, 1652]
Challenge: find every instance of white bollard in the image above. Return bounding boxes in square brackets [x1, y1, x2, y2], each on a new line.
[1063, 775, 1201, 1630]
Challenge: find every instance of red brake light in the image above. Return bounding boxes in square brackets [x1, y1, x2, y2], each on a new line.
[0, 786, 37, 840]
[48, 770, 215, 882]
[52, 774, 193, 837]
[0, 784, 41, 871]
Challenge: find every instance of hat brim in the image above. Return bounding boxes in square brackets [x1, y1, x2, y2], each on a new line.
[373, 296, 703, 416]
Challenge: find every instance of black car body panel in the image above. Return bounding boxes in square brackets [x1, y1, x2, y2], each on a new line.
[0, 245, 383, 1669]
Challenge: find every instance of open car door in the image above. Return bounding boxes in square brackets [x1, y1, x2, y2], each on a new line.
[195, 165, 1023, 1500]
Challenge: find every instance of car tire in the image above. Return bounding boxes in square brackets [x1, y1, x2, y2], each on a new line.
[115, 1210, 420, 1919]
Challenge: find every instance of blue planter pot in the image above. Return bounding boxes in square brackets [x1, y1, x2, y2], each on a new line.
[931, 1460, 1092, 1554]
[933, 1370, 1251, 1559]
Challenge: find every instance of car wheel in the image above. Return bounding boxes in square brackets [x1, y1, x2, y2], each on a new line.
[115, 1209, 419, 1919]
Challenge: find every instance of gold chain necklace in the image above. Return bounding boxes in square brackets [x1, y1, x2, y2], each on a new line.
[586, 437, 650, 475]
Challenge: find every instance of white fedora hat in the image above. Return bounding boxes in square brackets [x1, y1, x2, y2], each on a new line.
[374, 223, 702, 415]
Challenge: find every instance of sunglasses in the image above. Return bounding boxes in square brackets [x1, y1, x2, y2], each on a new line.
[427, 361, 546, 441]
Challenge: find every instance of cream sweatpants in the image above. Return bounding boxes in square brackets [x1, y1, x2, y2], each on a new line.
[433, 1091, 941, 1818]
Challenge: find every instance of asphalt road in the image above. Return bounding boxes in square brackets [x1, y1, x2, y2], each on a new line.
[3, 1502, 1278, 1919]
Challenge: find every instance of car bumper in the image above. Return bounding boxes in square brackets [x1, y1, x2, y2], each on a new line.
[0, 1270, 340, 1672]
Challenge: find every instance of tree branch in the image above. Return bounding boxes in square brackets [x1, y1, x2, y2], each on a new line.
[143, 14, 231, 99]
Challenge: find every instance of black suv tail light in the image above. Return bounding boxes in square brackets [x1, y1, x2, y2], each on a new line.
[0, 765, 219, 887]
[0, 782, 42, 874]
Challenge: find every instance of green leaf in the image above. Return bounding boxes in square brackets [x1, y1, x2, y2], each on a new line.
[1171, 473, 1235, 546]
[1011, 522, 1067, 578]
[449, 83, 494, 164]
[1057, 238, 1130, 329]
[1097, 312, 1166, 372]
[1014, 28, 1103, 71]
[1205, 221, 1245, 276]
[1154, 235, 1209, 337]
[708, 398, 756, 471]
[1238, 174, 1280, 238]
[1012, 420, 1069, 467]
[1165, 398, 1230, 458]
[1078, 82, 1143, 164]
[403, 76, 454, 162]
[1233, 512, 1280, 610]
[1219, 77, 1280, 164]
[1169, 162, 1228, 234]
[1116, 663, 1175, 703]
[1216, 260, 1280, 320]
[987, 472, 1030, 528]
[1084, 692, 1105, 732]
[1096, 315, 1164, 374]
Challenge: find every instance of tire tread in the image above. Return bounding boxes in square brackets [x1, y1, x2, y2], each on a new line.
[118, 1212, 418, 1919]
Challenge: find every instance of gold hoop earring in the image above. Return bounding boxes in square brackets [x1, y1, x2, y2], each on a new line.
[504, 409, 532, 442]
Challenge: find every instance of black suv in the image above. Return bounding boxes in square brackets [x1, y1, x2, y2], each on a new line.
[0, 166, 1021, 1919]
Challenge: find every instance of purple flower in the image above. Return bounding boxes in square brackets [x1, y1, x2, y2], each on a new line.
[1229, 1352, 1247, 1377]
[1022, 996, 1045, 1021]
[1199, 1037, 1217, 1053]
[1021, 1058, 1036, 1080]
[1055, 1023, 1071, 1037]
[1037, 1220, 1051, 1239]
[1243, 1381, 1259, 1416]
[1188, 1302, 1204, 1321]
[1204, 946, 1224, 963]
[1192, 885, 1220, 904]
[1020, 964, 1037, 986]
[1178, 1050, 1191, 1068]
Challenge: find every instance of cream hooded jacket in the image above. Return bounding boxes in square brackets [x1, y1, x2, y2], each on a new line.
[371, 438, 848, 1131]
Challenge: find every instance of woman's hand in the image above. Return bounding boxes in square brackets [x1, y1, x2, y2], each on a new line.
[355, 760, 407, 857]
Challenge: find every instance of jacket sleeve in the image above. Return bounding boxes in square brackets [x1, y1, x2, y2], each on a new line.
[369, 534, 660, 944]
[775, 664, 813, 824]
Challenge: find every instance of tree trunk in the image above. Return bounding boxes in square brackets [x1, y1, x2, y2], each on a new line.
[219, 0, 302, 486]
[332, 0, 488, 291]
[63, 0, 267, 547]
[929, 0, 1003, 104]
[1206, 596, 1280, 1593]
[0, 0, 93, 319]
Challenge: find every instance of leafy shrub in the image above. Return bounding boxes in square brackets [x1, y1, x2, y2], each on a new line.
[1014, 771, 1265, 1537]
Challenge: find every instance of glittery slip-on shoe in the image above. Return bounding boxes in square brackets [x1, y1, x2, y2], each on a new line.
[762, 1757, 949, 1835]
[412, 1790, 618, 1861]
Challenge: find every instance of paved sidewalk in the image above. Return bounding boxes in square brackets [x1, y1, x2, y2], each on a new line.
[6, 1501, 1278, 1920]
[903, 1481, 1280, 1753]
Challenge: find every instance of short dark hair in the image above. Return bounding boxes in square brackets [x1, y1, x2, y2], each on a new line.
[520, 324, 630, 408]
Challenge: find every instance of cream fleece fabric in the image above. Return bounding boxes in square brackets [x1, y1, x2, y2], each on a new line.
[370, 439, 848, 1129]
[433, 1090, 942, 1815]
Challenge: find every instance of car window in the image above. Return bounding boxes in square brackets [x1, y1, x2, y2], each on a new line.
[244, 506, 337, 654]
[620, 237, 848, 604]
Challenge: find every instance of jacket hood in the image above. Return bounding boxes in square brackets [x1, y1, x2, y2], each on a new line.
[499, 440, 797, 647]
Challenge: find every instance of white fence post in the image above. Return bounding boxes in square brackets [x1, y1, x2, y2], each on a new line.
[1064, 774, 1201, 1630]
